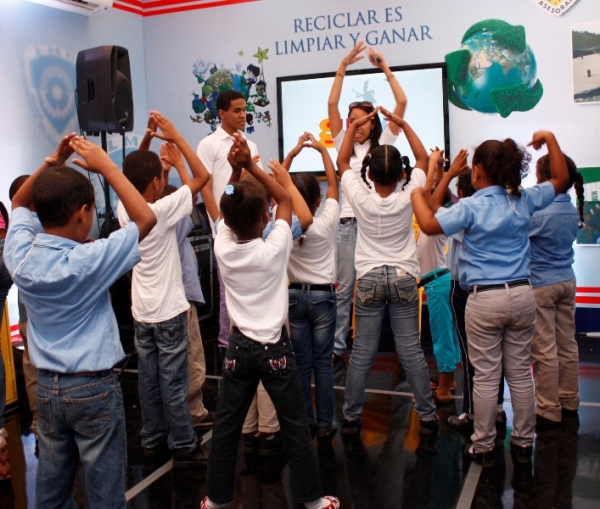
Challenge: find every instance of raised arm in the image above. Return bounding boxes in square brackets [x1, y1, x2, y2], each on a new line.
[138, 115, 158, 151]
[527, 131, 568, 195]
[380, 107, 428, 171]
[430, 149, 468, 211]
[306, 133, 339, 202]
[282, 133, 308, 171]
[367, 48, 407, 135]
[70, 138, 156, 241]
[327, 41, 367, 139]
[336, 108, 379, 177]
[148, 111, 210, 197]
[230, 133, 292, 226]
[11, 133, 76, 210]
[411, 188, 444, 235]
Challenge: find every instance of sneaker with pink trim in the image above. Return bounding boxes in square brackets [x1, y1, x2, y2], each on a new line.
[321, 496, 340, 509]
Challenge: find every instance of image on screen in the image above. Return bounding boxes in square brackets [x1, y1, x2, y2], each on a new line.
[277, 64, 449, 174]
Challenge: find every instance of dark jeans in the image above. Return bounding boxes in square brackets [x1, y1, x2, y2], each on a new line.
[288, 286, 336, 428]
[451, 280, 505, 416]
[207, 327, 322, 505]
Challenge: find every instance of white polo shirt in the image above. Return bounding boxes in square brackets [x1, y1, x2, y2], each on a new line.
[196, 126, 262, 234]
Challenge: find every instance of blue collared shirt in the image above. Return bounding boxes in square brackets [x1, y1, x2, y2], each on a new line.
[529, 193, 578, 287]
[3, 208, 141, 373]
[175, 216, 205, 304]
[436, 182, 555, 287]
[262, 215, 303, 241]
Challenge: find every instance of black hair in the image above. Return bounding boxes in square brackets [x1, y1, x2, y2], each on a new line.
[472, 138, 531, 198]
[359, 144, 403, 190]
[123, 150, 163, 194]
[9, 175, 30, 201]
[32, 166, 95, 228]
[219, 179, 268, 236]
[537, 153, 585, 227]
[292, 173, 321, 214]
[0, 202, 8, 229]
[400, 156, 413, 190]
[216, 90, 245, 112]
[161, 184, 179, 198]
[457, 169, 476, 198]
[349, 104, 383, 160]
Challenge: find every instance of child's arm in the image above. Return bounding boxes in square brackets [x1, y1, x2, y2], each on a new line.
[148, 111, 210, 197]
[138, 115, 158, 151]
[411, 188, 444, 235]
[70, 138, 157, 240]
[527, 131, 568, 194]
[306, 133, 339, 202]
[278, 134, 312, 230]
[282, 133, 308, 171]
[379, 107, 428, 171]
[11, 133, 77, 210]
[328, 41, 367, 139]
[367, 48, 407, 135]
[336, 108, 380, 177]
[430, 149, 469, 212]
[230, 134, 292, 226]
[161, 142, 199, 202]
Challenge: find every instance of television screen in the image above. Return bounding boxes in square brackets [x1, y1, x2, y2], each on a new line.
[277, 63, 449, 174]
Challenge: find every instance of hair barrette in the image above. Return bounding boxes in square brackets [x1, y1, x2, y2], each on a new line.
[225, 184, 235, 196]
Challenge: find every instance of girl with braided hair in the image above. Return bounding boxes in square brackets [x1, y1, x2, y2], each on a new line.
[529, 153, 585, 429]
[336, 106, 439, 440]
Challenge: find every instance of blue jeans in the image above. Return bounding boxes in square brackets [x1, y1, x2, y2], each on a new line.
[134, 311, 197, 452]
[343, 266, 436, 421]
[207, 327, 322, 505]
[36, 369, 127, 509]
[423, 271, 461, 373]
[333, 219, 357, 356]
[288, 286, 336, 428]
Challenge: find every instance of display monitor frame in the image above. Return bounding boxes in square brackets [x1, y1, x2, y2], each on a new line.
[277, 62, 450, 176]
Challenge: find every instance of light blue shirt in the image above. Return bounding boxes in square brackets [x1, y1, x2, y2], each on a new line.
[529, 193, 578, 288]
[436, 182, 555, 287]
[17, 211, 43, 323]
[175, 216, 205, 304]
[262, 215, 303, 241]
[3, 207, 141, 373]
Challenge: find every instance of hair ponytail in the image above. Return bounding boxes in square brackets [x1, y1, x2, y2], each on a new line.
[573, 171, 585, 228]
[361, 154, 373, 189]
[400, 156, 413, 190]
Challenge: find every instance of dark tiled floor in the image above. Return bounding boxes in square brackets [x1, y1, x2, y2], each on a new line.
[2, 325, 600, 508]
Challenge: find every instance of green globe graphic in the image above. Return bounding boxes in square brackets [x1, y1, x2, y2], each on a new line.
[446, 20, 543, 118]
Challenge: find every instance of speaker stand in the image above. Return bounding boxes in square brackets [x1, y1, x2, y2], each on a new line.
[98, 132, 118, 238]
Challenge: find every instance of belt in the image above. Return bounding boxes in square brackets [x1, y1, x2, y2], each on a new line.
[289, 283, 335, 293]
[417, 268, 450, 288]
[468, 279, 530, 294]
[339, 217, 356, 225]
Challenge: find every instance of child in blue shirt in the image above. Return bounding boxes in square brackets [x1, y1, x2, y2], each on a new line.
[411, 131, 568, 484]
[3, 134, 156, 509]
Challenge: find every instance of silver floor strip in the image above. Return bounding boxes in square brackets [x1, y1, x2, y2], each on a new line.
[455, 462, 482, 509]
[125, 459, 173, 501]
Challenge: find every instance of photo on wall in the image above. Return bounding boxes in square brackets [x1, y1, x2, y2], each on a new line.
[571, 20, 600, 103]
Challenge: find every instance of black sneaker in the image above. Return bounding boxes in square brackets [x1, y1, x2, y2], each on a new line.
[258, 432, 286, 457]
[419, 417, 439, 436]
[448, 413, 474, 433]
[172, 444, 208, 469]
[464, 444, 496, 468]
[535, 414, 561, 432]
[510, 442, 533, 490]
[194, 412, 214, 431]
[143, 438, 170, 459]
[340, 418, 361, 436]
[243, 433, 260, 454]
[561, 408, 579, 419]
[316, 423, 338, 443]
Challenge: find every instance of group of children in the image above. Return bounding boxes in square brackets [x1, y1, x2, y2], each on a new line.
[0, 41, 585, 509]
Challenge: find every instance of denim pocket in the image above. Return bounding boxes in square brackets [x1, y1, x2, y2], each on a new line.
[64, 392, 111, 438]
[157, 314, 186, 345]
[395, 280, 418, 305]
[37, 396, 54, 435]
[356, 281, 376, 306]
[262, 340, 294, 375]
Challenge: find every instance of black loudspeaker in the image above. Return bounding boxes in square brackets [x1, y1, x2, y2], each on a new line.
[76, 45, 133, 135]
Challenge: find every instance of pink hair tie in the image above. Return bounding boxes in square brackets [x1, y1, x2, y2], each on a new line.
[0, 214, 5, 230]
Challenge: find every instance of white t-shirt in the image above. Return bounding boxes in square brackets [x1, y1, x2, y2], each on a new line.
[341, 168, 426, 280]
[333, 124, 398, 219]
[417, 231, 448, 278]
[117, 186, 192, 323]
[214, 219, 292, 344]
[287, 198, 338, 285]
[196, 126, 262, 235]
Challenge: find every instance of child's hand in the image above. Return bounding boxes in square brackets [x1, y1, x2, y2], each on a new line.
[367, 48, 386, 68]
[341, 41, 367, 66]
[252, 154, 261, 164]
[289, 133, 309, 157]
[45, 132, 77, 166]
[230, 133, 253, 168]
[147, 114, 158, 134]
[379, 106, 404, 128]
[227, 143, 244, 174]
[447, 149, 469, 177]
[160, 142, 183, 171]
[349, 107, 380, 129]
[69, 137, 116, 174]
[304, 132, 326, 152]
[267, 159, 292, 187]
[527, 131, 554, 151]
[429, 147, 446, 167]
[147, 111, 182, 143]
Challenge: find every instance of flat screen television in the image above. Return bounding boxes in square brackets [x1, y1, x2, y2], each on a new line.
[277, 63, 449, 174]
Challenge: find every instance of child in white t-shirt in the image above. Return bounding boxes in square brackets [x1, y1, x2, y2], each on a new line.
[202, 134, 339, 509]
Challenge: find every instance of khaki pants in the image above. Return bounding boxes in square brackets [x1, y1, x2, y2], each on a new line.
[185, 304, 209, 425]
[531, 280, 580, 422]
[242, 382, 280, 434]
[19, 321, 38, 437]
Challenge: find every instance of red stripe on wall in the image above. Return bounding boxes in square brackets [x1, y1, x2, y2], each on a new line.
[114, 0, 258, 15]
[577, 287, 600, 294]
[113, 2, 143, 14]
[576, 296, 600, 305]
